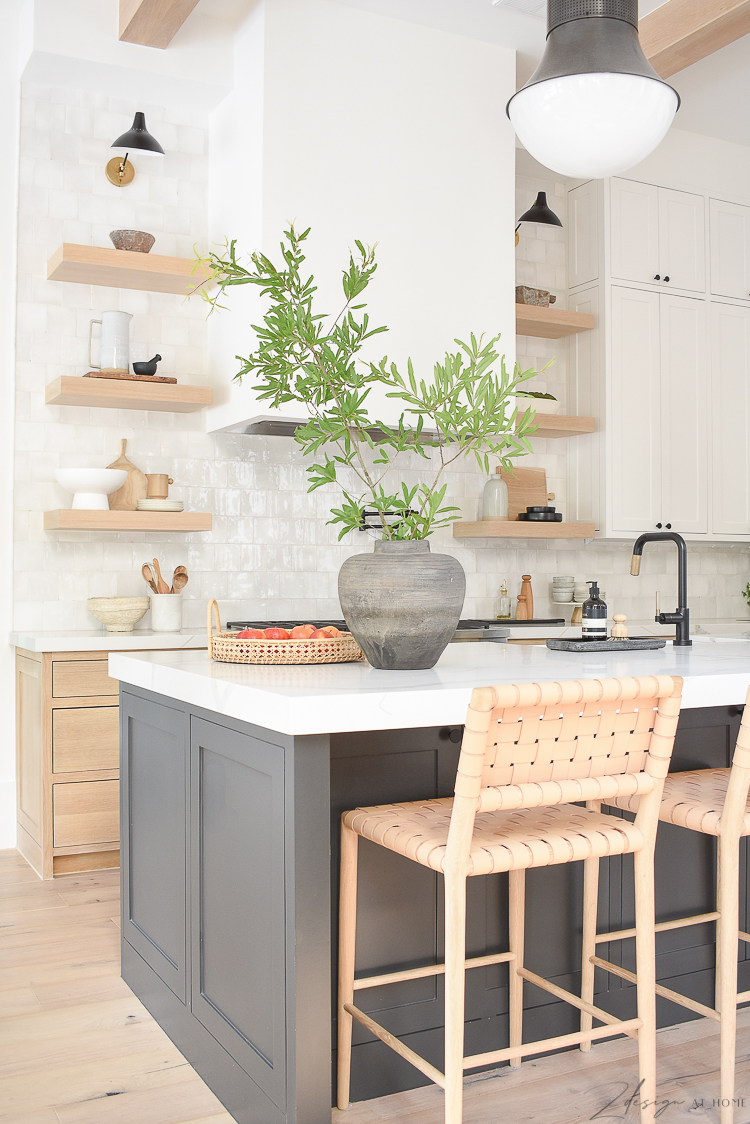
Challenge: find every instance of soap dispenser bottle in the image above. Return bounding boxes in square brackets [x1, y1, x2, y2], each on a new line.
[581, 581, 607, 642]
[496, 580, 511, 620]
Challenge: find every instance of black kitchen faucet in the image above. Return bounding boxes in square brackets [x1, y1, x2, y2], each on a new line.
[630, 531, 691, 646]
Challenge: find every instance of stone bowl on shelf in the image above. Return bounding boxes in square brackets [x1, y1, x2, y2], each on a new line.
[109, 229, 155, 253]
[87, 596, 150, 633]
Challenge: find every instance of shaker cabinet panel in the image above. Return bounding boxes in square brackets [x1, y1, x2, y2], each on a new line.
[710, 199, 750, 301]
[568, 180, 599, 288]
[609, 287, 662, 532]
[190, 717, 287, 1109]
[121, 694, 188, 1002]
[659, 295, 708, 534]
[610, 179, 659, 285]
[658, 188, 705, 293]
[52, 779, 119, 847]
[711, 301, 750, 535]
[52, 705, 119, 773]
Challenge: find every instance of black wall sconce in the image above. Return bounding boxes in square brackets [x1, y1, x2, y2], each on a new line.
[515, 191, 563, 245]
[105, 111, 165, 187]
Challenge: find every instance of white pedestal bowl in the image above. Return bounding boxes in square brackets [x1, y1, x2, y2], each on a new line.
[55, 468, 128, 510]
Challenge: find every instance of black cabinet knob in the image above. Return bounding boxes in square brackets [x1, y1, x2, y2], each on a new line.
[656, 522, 662, 528]
[666, 523, 672, 529]
[664, 276, 670, 282]
[654, 274, 660, 280]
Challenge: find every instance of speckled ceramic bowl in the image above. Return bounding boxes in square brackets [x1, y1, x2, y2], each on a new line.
[109, 229, 155, 253]
[87, 596, 150, 633]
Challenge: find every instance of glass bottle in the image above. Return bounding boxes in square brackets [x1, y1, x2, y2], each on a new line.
[482, 468, 509, 520]
[496, 580, 511, 620]
[581, 580, 607, 642]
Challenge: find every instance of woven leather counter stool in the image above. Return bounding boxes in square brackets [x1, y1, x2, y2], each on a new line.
[337, 674, 683, 1124]
[594, 688, 750, 1124]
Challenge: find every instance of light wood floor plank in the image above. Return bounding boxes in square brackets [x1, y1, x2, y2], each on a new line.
[0, 996, 153, 1045]
[53, 1077, 234, 1124]
[31, 974, 132, 1011]
[0, 987, 42, 1018]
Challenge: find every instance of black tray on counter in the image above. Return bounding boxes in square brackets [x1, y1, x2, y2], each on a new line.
[547, 638, 667, 652]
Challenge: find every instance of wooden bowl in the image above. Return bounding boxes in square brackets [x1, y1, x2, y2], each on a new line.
[87, 596, 150, 633]
[109, 229, 155, 253]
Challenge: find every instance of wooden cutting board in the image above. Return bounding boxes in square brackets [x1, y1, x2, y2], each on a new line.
[500, 467, 555, 520]
[107, 439, 147, 510]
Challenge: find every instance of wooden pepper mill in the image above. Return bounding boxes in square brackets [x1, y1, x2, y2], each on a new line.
[515, 574, 534, 621]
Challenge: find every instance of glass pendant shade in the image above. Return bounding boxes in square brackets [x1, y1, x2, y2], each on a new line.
[507, 0, 679, 179]
[110, 111, 165, 155]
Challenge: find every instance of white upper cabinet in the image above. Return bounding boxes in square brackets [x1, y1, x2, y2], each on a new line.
[610, 179, 659, 287]
[658, 189, 706, 294]
[659, 294, 708, 534]
[568, 181, 599, 288]
[609, 287, 662, 533]
[710, 199, 750, 301]
[712, 301, 750, 535]
[610, 179, 705, 292]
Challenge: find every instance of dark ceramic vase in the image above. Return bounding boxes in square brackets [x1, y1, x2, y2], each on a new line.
[338, 539, 466, 670]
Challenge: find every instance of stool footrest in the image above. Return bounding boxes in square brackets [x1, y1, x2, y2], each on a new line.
[591, 955, 720, 1021]
[517, 967, 637, 1037]
[595, 911, 720, 944]
[353, 950, 515, 991]
[344, 1003, 446, 1088]
[463, 1019, 643, 1070]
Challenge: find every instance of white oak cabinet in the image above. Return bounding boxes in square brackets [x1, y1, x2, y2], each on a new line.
[610, 178, 706, 293]
[710, 199, 750, 301]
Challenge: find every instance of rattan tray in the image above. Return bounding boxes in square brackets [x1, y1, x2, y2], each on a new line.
[207, 600, 364, 665]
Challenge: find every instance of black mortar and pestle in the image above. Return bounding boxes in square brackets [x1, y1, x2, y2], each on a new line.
[132, 354, 162, 377]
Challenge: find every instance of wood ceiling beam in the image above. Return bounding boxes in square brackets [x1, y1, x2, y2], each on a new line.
[640, 0, 750, 78]
[119, 0, 201, 49]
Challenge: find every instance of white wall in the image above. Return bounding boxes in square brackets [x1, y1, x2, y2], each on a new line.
[628, 126, 750, 201]
[0, 2, 22, 848]
[205, 0, 518, 431]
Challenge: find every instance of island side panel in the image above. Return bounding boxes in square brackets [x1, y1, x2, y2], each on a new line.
[119, 686, 332, 1124]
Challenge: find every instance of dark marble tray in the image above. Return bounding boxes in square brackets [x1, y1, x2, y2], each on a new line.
[546, 638, 667, 652]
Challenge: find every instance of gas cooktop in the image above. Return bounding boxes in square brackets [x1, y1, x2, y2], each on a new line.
[226, 617, 565, 634]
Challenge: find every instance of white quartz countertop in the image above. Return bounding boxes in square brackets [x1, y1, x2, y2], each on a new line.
[11, 628, 208, 653]
[109, 636, 750, 736]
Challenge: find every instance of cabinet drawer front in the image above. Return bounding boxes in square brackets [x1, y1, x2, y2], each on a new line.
[52, 660, 118, 699]
[52, 706, 119, 773]
[53, 780, 119, 847]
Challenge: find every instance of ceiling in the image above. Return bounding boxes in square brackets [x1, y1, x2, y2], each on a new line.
[190, 0, 750, 149]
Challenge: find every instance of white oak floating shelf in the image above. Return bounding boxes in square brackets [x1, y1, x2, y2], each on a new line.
[453, 520, 596, 540]
[47, 244, 210, 296]
[45, 376, 213, 413]
[44, 511, 212, 533]
[515, 304, 595, 339]
[518, 414, 595, 439]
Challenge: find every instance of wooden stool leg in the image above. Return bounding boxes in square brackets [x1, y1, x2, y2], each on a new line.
[633, 846, 657, 1124]
[580, 853, 600, 1052]
[444, 870, 468, 1124]
[716, 836, 739, 1124]
[337, 823, 359, 1111]
[508, 868, 525, 1068]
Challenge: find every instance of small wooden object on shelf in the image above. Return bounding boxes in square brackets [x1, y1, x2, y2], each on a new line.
[44, 510, 212, 532]
[45, 375, 213, 413]
[107, 439, 147, 511]
[611, 614, 629, 639]
[519, 574, 534, 619]
[84, 370, 178, 385]
[47, 243, 210, 296]
[515, 303, 595, 340]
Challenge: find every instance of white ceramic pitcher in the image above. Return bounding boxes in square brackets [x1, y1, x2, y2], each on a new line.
[88, 310, 132, 374]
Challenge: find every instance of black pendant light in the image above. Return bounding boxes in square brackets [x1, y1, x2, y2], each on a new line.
[105, 112, 164, 187]
[516, 192, 563, 232]
[507, 0, 679, 179]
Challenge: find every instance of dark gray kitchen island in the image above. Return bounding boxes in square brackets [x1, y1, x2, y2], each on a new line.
[111, 641, 750, 1124]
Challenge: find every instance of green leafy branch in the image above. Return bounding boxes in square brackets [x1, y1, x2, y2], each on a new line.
[192, 225, 550, 540]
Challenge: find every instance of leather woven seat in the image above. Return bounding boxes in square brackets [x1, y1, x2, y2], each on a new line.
[610, 767, 750, 836]
[344, 799, 644, 876]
